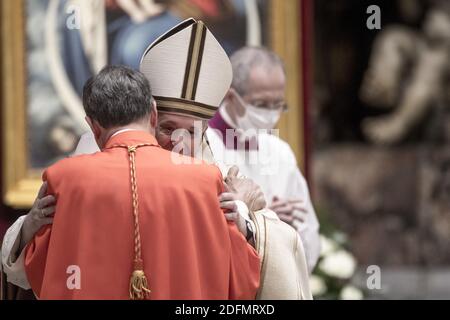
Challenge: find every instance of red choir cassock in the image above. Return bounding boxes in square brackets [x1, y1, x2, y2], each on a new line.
[24, 131, 260, 299]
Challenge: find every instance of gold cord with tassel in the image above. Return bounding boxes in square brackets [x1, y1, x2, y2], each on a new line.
[108, 143, 154, 300]
[127, 145, 151, 300]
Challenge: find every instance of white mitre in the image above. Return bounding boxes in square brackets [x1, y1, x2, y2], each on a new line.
[140, 18, 232, 120]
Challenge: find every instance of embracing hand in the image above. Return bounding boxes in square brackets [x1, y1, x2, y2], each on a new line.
[20, 182, 56, 250]
[223, 166, 266, 212]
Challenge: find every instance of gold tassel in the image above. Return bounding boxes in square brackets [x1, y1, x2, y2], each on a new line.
[105, 144, 155, 300]
[129, 269, 151, 300]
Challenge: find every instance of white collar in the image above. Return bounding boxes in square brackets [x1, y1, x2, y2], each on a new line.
[110, 128, 139, 138]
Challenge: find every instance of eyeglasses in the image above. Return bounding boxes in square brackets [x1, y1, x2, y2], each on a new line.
[250, 100, 288, 112]
[232, 88, 288, 112]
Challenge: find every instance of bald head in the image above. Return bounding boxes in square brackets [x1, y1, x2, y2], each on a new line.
[221, 46, 286, 130]
[230, 46, 285, 95]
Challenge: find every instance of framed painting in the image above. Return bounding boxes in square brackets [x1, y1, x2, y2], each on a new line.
[1, 0, 308, 208]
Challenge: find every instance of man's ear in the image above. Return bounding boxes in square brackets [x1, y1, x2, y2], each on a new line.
[85, 116, 101, 140]
[149, 100, 158, 129]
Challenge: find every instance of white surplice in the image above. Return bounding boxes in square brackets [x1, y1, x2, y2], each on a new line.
[205, 126, 321, 272]
[1, 216, 30, 289]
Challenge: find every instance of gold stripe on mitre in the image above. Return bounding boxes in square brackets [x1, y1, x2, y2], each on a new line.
[181, 21, 207, 100]
[155, 96, 217, 120]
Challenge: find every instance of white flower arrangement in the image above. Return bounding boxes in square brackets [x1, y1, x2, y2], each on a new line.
[310, 274, 327, 296]
[310, 233, 363, 299]
[340, 285, 364, 300]
[319, 249, 356, 279]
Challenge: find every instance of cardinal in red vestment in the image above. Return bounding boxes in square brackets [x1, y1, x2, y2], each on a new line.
[24, 65, 260, 300]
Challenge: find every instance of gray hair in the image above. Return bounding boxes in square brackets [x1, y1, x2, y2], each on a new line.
[230, 46, 285, 95]
[82, 65, 153, 129]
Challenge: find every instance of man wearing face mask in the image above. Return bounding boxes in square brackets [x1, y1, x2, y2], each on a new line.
[208, 46, 321, 273]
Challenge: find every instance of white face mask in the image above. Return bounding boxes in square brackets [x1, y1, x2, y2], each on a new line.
[238, 104, 281, 130]
[233, 91, 282, 130]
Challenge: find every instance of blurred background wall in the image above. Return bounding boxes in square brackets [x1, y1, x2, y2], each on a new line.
[312, 0, 450, 298]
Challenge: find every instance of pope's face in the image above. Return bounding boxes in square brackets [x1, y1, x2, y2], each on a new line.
[156, 113, 207, 157]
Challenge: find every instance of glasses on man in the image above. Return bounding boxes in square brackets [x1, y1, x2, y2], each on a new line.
[250, 100, 289, 112]
[232, 88, 288, 112]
